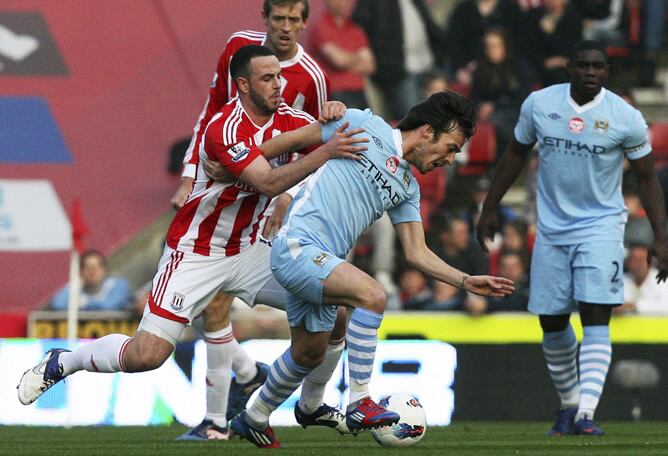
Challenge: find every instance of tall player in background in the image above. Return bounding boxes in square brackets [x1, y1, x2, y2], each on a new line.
[477, 41, 668, 436]
[17, 45, 363, 437]
[168, 0, 339, 441]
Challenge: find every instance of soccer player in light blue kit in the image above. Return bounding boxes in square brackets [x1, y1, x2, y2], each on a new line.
[231, 91, 516, 448]
[478, 41, 668, 436]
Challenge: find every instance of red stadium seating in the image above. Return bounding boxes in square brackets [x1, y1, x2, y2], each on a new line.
[649, 122, 668, 168]
[457, 122, 496, 177]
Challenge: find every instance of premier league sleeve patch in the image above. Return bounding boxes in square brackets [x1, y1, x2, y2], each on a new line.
[227, 142, 251, 162]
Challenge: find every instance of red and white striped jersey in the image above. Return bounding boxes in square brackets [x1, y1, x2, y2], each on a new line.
[182, 30, 330, 176]
[166, 99, 315, 257]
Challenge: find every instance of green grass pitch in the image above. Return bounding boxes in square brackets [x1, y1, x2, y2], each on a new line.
[1, 422, 666, 455]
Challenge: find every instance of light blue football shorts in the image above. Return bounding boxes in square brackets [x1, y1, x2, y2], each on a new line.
[271, 236, 345, 332]
[528, 240, 624, 315]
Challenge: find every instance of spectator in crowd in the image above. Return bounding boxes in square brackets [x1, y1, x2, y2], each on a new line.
[472, 27, 536, 154]
[488, 219, 532, 275]
[412, 70, 451, 234]
[623, 185, 654, 247]
[434, 216, 489, 277]
[447, 0, 525, 86]
[615, 245, 668, 315]
[428, 279, 485, 314]
[525, 0, 583, 86]
[399, 269, 435, 310]
[50, 250, 133, 311]
[467, 177, 519, 238]
[638, 0, 666, 87]
[309, 0, 376, 109]
[166, 137, 190, 176]
[353, 0, 445, 119]
[577, 0, 626, 47]
[486, 251, 531, 311]
[422, 71, 450, 97]
[659, 166, 668, 215]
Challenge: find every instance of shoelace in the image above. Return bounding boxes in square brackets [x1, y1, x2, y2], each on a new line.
[359, 398, 385, 414]
[322, 405, 345, 421]
[40, 376, 59, 392]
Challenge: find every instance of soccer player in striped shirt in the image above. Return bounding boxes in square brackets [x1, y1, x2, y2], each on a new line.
[169, 0, 343, 440]
[477, 41, 668, 436]
[17, 46, 365, 437]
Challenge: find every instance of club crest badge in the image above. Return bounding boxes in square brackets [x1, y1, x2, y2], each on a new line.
[569, 117, 585, 134]
[386, 156, 399, 174]
[170, 293, 185, 311]
[312, 252, 331, 267]
[594, 120, 609, 135]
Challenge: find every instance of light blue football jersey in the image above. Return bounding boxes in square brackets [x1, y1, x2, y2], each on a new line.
[277, 108, 421, 258]
[515, 83, 651, 245]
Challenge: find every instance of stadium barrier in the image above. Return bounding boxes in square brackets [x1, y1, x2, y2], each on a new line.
[1, 339, 456, 427]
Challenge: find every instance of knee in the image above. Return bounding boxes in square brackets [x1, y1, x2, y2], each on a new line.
[539, 314, 571, 333]
[123, 335, 173, 373]
[292, 346, 325, 369]
[125, 347, 171, 373]
[203, 293, 233, 330]
[357, 285, 387, 314]
[579, 302, 613, 326]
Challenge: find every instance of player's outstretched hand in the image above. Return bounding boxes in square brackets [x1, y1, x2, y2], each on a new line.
[323, 122, 368, 160]
[652, 239, 668, 283]
[319, 101, 347, 123]
[463, 275, 515, 297]
[262, 193, 292, 239]
[204, 159, 235, 183]
[170, 177, 194, 210]
[475, 209, 498, 253]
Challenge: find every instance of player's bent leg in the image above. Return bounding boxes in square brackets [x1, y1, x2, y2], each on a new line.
[539, 314, 579, 436]
[322, 263, 399, 431]
[17, 328, 174, 405]
[573, 303, 613, 436]
[259, 276, 350, 433]
[238, 326, 325, 448]
[296, 336, 350, 435]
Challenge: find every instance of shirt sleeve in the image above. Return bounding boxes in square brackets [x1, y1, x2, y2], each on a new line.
[49, 286, 69, 310]
[388, 184, 422, 225]
[204, 117, 264, 178]
[624, 109, 652, 160]
[514, 92, 537, 146]
[86, 278, 133, 311]
[321, 108, 371, 143]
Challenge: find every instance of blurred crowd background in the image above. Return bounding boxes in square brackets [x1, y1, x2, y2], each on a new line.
[3, 0, 668, 329]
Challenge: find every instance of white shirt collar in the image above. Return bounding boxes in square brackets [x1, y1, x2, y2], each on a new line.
[259, 33, 304, 67]
[392, 129, 404, 158]
[567, 84, 607, 114]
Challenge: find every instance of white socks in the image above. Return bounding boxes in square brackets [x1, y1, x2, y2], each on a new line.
[59, 334, 131, 375]
[299, 341, 344, 413]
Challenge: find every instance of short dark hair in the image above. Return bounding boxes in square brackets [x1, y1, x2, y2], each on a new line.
[80, 250, 106, 270]
[396, 91, 476, 142]
[263, 0, 309, 20]
[570, 40, 608, 63]
[229, 45, 276, 84]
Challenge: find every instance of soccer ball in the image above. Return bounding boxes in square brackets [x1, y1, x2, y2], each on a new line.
[370, 394, 427, 447]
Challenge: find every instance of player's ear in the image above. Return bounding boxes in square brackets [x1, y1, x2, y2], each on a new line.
[235, 76, 250, 94]
[422, 125, 435, 140]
